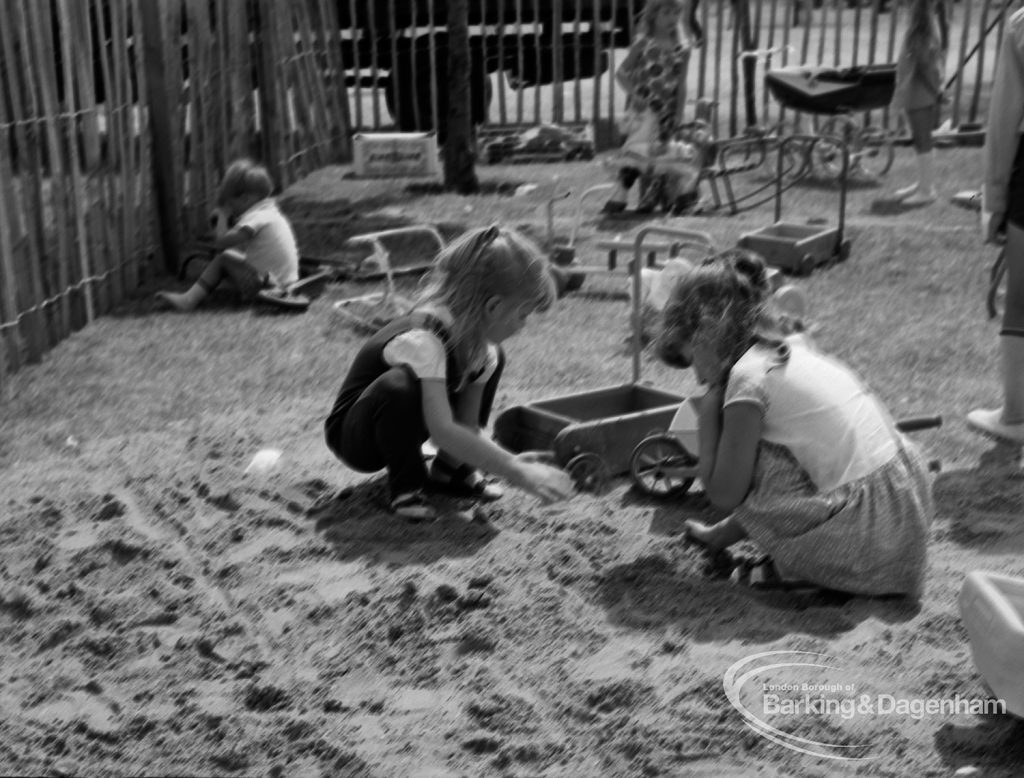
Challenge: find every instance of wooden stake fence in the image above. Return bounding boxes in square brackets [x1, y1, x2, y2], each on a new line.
[0, 0, 353, 397]
[2, 0, 1023, 398]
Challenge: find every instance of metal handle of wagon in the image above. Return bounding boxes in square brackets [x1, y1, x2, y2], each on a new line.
[737, 44, 794, 63]
[630, 226, 717, 384]
[773, 133, 850, 260]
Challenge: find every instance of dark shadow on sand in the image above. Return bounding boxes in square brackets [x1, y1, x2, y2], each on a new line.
[593, 549, 922, 643]
[305, 476, 499, 565]
[598, 486, 922, 642]
[934, 445, 1024, 552]
[933, 712, 1024, 776]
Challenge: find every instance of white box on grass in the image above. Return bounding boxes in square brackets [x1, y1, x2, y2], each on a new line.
[352, 132, 440, 178]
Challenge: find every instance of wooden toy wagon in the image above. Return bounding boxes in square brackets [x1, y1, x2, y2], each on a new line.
[494, 226, 701, 492]
[737, 135, 853, 276]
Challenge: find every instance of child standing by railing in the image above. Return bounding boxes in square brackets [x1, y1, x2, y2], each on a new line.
[603, 0, 703, 215]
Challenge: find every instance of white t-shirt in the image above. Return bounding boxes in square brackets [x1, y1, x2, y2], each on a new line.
[724, 336, 897, 492]
[381, 307, 499, 387]
[236, 199, 299, 287]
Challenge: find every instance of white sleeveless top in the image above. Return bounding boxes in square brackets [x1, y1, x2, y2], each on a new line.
[724, 337, 898, 492]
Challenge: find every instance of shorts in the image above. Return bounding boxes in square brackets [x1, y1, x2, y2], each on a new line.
[1007, 135, 1024, 231]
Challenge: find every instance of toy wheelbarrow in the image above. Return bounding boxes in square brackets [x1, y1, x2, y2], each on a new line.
[493, 226, 711, 493]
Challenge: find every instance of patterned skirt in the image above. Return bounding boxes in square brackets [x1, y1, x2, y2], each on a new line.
[732, 437, 934, 597]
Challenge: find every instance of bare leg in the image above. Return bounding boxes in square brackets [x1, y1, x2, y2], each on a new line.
[968, 221, 1024, 441]
[895, 106, 937, 203]
[155, 252, 231, 311]
[156, 249, 266, 312]
[683, 515, 748, 552]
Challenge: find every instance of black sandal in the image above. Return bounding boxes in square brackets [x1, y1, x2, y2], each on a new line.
[427, 460, 504, 502]
[730, 555, 818, 593]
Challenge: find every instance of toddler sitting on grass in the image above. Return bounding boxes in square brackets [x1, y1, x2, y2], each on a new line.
[156, 158, 299, 311]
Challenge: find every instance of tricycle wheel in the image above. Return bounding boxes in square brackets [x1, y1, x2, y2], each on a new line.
[629, 435, 696, 497]
[566, 453, 610, 495]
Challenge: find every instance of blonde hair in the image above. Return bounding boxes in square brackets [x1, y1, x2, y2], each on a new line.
[414, 224, 555, 373]
[216, 158, 274, 207]
[657, 248, 787, 376]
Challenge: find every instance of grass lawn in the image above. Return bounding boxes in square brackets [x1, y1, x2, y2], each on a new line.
[1, 141, 1023, 777]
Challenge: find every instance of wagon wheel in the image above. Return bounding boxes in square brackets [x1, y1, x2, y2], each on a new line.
[629, 435, 696, 497]
[854, 125, 894, 178]
[799, 254, 817, 276]
[808, 134, 847, 181]
[566, 453, 610, 495]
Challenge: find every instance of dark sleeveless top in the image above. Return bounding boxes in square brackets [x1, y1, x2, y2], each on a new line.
[325, 312, 467, 434]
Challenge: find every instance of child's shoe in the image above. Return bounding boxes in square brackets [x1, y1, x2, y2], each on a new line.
[390, 490, 438, 522]
[427, 460, 504, 502]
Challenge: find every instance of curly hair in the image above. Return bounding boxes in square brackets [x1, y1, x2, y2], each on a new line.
[413, 225, 556, 375]
[656, 248, 789, 375]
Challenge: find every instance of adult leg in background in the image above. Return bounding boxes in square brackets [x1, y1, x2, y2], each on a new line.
[968, 219, 1024, 443]
[895, 105, 938, 204]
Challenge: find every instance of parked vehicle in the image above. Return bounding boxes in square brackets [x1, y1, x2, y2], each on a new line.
[338, 0, 640, 137]
[481, 123, 595, 164]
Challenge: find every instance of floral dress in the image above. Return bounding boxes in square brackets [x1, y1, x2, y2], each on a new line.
[619, 36, 692, 141]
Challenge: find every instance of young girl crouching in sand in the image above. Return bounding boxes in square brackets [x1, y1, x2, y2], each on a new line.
[324, 225, 575, 522]
[658, 249, 934, 597]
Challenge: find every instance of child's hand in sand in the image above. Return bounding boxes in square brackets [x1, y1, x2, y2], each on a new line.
[511, 454, 574, 503]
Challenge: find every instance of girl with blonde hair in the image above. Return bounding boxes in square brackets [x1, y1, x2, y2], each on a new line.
[325, 225, 573, 521]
